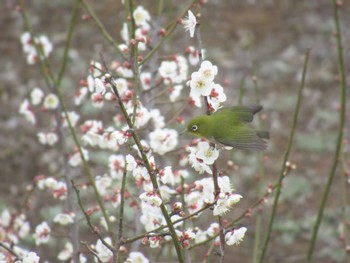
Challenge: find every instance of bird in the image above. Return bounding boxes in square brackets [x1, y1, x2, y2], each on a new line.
[185, 105, 269, 150]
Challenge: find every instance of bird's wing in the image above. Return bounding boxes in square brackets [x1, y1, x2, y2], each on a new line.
[216, 105, 263, 123]
[215, 126, 267, 150]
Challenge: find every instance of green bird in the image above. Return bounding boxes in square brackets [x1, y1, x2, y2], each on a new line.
[186, 105, 269, 150]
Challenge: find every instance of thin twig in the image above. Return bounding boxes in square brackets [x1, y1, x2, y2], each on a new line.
[307, 1, 347, 260]
[259, 49, 310, 263]
[72, 181, 116, 255]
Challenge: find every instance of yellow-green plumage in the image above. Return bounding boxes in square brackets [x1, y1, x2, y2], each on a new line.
[186, 105, 269, 150]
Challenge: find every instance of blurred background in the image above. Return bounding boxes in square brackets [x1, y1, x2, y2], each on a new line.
[1, 0, 350, 262]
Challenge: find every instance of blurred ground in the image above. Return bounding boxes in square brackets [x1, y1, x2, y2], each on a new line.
[1, 0, 350, 262]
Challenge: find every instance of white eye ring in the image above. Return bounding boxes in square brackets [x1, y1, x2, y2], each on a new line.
[191, 125, 198, 131]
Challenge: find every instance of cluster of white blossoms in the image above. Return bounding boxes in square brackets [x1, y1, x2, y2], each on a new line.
[188, 60, 227, 112]
[20, 32, 53, 65]
[187, 141, 220, 174]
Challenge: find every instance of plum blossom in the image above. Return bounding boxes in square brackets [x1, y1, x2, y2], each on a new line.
[95, 237, 113, 262]
[22, 252, 40, 263]
[19, 99, 35, 123]
[159, 61, 177, 83]
[139, 192, 162, 207]
[57, 242, 72, 261]
[189, 71, 212, 97]
[140, 72, 151, 90]
[109, 154, 126, 179]
[169, 85, 183, 102]
[62, 111, 80, 127]
[53, 213, 75, 226]
[183, 10, 197, 38]
[133, 6, 151, 28]
[187, 141, 219, 174]
[34, 221, 51, 245]
[159, 166, 175, 185]
[140, 202, 166, 231]
[91, 93, 104, 108]
[225, 227, 247, 245]
[95, 175, 112, 195]
[213, 193, 243, 216]
[196, 141, 220, 165]
[149, 128, 178, 155]
[94, 78, 106, 95]
[30, 87, 44, 105]
[206, 223, 220, 237]
[43, 93, 59, 110]
[150, 109, 165, 128]
[37, 132, 58, 146]
[69, 148, 89, 167]
[20, 32, 53, 65]
[74, 87, 88, 105]
[198, 60, 218, 83]
[126, 102, 151, 128]
[125, 252, 149, 263]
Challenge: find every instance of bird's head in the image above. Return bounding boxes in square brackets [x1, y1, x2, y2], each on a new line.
[185, 115, 211, 139]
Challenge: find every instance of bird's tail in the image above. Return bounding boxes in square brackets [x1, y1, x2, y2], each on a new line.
[256, 130, 270, 139]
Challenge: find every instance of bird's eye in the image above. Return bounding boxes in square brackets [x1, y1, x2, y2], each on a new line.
[191, 125, 198, 132]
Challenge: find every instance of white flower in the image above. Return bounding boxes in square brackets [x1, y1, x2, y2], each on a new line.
[207, 223, 220, 237]
[188, 152, 212, 174]
[91, 93, 104, 108]
[95, 237, 113, 262]
[69, 148, 89, 167]
[18, 221, 31, 239]
[43, 93, 59, 110]
[38, 35, 53, 57]
[30, 87, 44, 105]
[189, 71, 212, 97]
[109, 154, 126, 179]
[183, 10, 197, 38]
[159, 61, 177, 82]
[225, 227, 247, 245]
[37, 132, 58, 146]
[139, 192, 162, 207]
[159, 166, 175, 185]
[188, 93, 202, 108]
[44, 177, 57, 189]
[169, 85, 183, 102]
[52, 181, 68, 200]
[94, 78, 106, 95]
[22, 251, 40, 263]
[53, 213, 75, 226]
[125, 252, 149, 263]
[133, 6, 151, 27]
[213, 196, 230, 216]
[62, 111, 80, 127]
[114, 78, 128, 95]
[74, 87, 88, 105]
[121, 22, 129, 43]
[125, 154, 138, 171]
[140, 72, 151, 90]
[34, 221, 51, 245]
[95, 175, 112, 195]
[1, 209, 11, 228]
[126, 102, 151, 128]
[150, 109, 165, 128]
[196, 141, 220, 165]
[198, 60, 218, 83]
[58, 242, 73, 261]
[149, 128, 178, 155]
